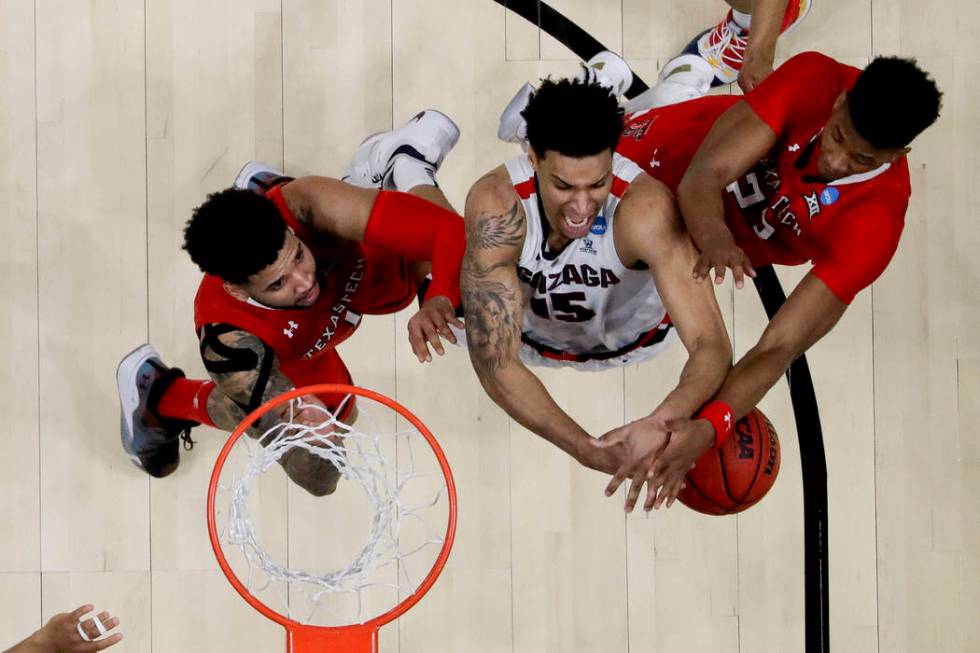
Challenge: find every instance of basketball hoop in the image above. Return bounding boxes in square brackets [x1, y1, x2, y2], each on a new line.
[207, 384, 457, 652]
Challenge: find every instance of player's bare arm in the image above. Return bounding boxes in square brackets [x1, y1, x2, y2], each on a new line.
[667, 271, 845, 467]
[280, 176, 380, 241]
[620, 175, 732, 418]
[677, 100, 776, 287]
[733, 0, 789, 92]
[462, 170, 618, 473]
[200, 324, 344, 496]
[717, 272, 844, 416]
[599, 174, 733, 511]
[282, 176, 464, 362]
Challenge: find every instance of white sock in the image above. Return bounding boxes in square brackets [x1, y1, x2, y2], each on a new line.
[731, 9, 752, 32]
[388, 156, 437, 191]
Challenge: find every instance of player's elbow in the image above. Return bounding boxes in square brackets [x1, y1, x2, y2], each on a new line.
[303, 478, 340, 498]
[689, 333, 734, 384]
[470, 355, 519, 401]
[293, 465, 342, 497]
[705, 334, 734, 367]
[471, 357, 507, 391]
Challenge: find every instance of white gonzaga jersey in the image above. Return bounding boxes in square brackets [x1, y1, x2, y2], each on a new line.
[505, 153, 677, 370]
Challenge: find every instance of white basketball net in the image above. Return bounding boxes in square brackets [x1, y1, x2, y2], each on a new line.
[213, 393, 450, 626]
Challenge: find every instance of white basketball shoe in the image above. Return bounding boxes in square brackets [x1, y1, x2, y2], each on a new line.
[577, 50, 634, 97]
[497, 82, 536, 146]
[232, 161, 290, 193]
[341, 110, 460, 190]
[622, 54, 715, 114]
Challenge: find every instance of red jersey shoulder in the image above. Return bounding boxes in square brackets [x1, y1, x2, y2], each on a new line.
[809, 167, 909, 304]
[745, 52, 860, 136]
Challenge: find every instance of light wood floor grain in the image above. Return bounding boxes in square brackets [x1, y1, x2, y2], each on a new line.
[1, 1, 976, 651]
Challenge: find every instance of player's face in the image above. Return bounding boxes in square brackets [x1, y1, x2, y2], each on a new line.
[818, 94, 908, 181]
[529, 148, 614, 243]
[239, 230, 320, 308]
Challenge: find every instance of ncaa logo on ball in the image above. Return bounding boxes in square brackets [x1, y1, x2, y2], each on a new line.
[819, 187, 840, 206]
[590, 215, 607, 235]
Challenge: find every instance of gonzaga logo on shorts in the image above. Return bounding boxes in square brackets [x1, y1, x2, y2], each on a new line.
[590, 215, 607, 235]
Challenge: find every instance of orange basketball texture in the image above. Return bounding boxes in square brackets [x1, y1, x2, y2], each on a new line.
[677, 408, 781, 515]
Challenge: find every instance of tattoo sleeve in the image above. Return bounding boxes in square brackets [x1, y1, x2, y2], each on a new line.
[199, 324, 344, 496]
[199, 324, 295, 432]
[460, 201, 525, 376]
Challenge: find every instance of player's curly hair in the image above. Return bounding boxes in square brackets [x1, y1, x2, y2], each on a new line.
[848, 56, 942, 149]
[183, 188, 287, 283]
[522, 75, 624, 158]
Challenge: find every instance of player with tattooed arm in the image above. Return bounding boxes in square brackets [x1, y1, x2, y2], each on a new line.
[461, 78, 732, 511]
[116, 111, 464, 495]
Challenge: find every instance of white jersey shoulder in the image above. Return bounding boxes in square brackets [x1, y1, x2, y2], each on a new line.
[503, 153, 676, 370]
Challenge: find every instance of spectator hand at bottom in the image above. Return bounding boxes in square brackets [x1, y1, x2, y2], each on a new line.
[12, 604, 122, 653]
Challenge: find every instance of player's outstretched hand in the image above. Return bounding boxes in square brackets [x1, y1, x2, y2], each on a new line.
[407, 295, 463, 363]
[642, 418, 715, 511]
[595, 416, 671, 512]
[692, 235, 756, 289]
[19, 604, 123, 652]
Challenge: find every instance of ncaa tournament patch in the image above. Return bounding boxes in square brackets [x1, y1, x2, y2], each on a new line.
[819, 187, 840, 206]
[590, 215, 607, 235]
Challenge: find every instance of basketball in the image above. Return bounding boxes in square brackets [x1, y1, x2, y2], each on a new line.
[677, 408, 781, 515]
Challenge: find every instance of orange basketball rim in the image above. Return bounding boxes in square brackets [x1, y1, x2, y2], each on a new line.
[206, 384, 457, 652]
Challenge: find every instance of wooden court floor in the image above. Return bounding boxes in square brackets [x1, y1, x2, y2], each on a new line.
[1, 1, 977, 651]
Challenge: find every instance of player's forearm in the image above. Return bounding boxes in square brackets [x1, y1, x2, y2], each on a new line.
[744, 0, 788, 59]
[201, 327, 295, 431]
[677, 166, 735, 252]
[476, 360, 591, 459]
[656, 337, 732, 419]
[5, 630, 48, 653]
[717, 274, 846, 417]
[715, 337, 798, 419]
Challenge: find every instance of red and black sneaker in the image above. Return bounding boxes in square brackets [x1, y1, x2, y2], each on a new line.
[116, 344, 197, 478]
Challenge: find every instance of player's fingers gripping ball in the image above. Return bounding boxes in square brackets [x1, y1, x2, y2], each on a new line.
[677, 408, 781, 515]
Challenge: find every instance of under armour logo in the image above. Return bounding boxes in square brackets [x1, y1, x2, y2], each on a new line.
[649, 148, 661, 169]
[284, 320, 299, 338]
[788, 143, 801, 152]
